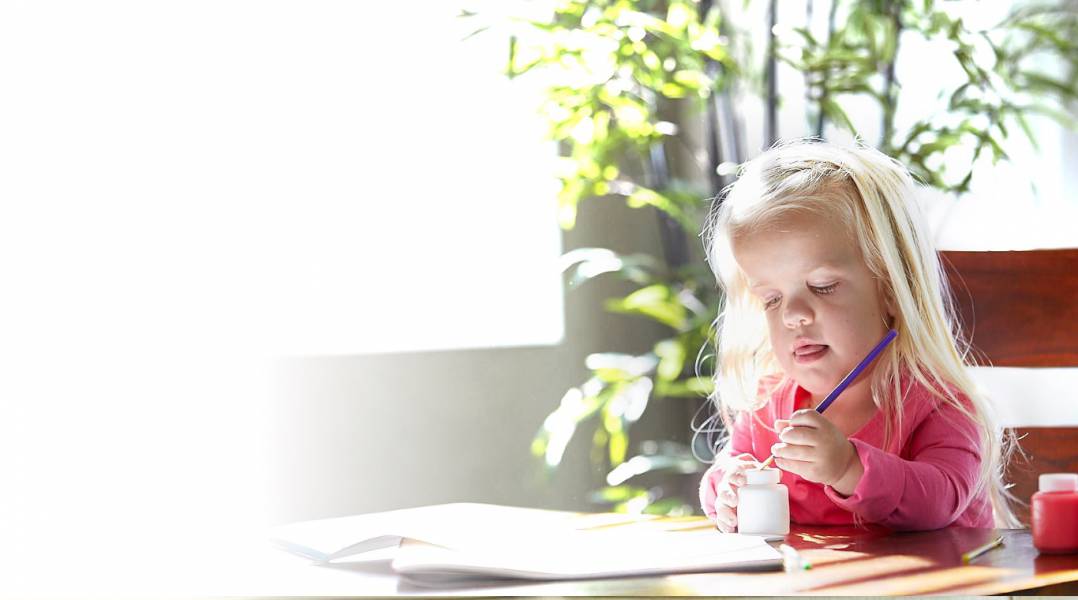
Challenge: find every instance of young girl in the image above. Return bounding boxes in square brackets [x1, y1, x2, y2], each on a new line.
[698, 139, 1018, 531]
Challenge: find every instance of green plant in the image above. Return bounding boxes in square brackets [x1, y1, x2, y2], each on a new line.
[463, 0, 1078, 515]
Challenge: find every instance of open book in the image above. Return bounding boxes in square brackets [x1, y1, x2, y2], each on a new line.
[270, 503, 782, 582]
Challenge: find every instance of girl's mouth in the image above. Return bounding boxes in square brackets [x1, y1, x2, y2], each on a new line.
[793, 344, 829, 363]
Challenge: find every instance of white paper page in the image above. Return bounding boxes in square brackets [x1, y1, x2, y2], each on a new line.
[392, 529, 782, 580]
[270, 503, 620, 561]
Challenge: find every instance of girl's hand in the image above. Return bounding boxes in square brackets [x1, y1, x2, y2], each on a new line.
[772, 409, 862, 492]
[699, 452, 760, 532]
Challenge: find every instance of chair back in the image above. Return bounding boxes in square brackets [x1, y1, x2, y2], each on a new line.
[941, 248, 1078, 524]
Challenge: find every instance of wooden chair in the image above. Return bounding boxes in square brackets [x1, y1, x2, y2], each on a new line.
[941, 248, 1078, 524]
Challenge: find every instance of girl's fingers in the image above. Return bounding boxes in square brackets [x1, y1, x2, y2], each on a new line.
[718, 487, 738, 508]
[790, 409, 825, 427]
[772, 441, 813, 461]
[774, 456, 813, 475]
[778, 425, 818, 446]
[714, 505, 737, 531]
[702, 451, 761, 517]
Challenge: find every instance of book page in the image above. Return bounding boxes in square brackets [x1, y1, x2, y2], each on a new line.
[393, 528, 781, 580]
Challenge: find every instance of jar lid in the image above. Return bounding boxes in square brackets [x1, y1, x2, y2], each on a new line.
[1039, 473, 1078, 493]
[745, 467, 781, 485]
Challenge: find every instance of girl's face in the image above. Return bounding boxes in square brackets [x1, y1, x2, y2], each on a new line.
[732, 209, 892, 399]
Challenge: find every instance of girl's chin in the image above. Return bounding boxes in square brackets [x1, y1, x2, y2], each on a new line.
[788, 365, 842, 396]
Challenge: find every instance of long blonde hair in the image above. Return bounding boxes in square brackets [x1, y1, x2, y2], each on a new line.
[702, 138, 1019, 527]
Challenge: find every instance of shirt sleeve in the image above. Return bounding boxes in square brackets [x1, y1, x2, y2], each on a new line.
[822, 400, 984, 530]
[699, 410, 756, 517]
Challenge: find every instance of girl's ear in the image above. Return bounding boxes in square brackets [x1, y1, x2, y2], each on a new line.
[879, 284, 897, 328]
[884, 308, 896, 329]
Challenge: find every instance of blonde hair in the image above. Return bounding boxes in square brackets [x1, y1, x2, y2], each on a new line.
[701, 138, 1019, 528]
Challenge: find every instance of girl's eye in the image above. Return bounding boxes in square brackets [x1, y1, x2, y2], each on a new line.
[761, 283, 837, 310]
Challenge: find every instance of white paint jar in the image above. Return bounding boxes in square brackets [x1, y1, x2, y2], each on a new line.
[737, 467, 790, 536]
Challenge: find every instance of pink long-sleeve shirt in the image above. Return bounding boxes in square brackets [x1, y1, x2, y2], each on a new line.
[723, 376, 993, 530]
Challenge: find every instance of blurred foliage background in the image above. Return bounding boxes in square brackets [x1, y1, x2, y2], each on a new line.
[462, 0, 1078, 515]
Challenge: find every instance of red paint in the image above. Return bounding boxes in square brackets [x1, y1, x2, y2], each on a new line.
[1032, 474, 1078, 554]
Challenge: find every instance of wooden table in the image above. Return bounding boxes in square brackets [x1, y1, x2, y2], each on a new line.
[369, 521, 1078, 596]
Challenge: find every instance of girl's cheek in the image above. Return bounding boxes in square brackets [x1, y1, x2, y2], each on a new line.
[765, 319, 785, 344]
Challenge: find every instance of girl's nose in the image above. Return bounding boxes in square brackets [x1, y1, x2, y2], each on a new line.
[782, 297, 814, 328]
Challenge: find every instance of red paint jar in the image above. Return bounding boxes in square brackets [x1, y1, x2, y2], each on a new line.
[1032, 473, 1078, 554]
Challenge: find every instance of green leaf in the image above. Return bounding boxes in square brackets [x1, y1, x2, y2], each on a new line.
[660, 82, 687, 98]
[1014, 21, 1072, 54]
[556, 178, 586, 229]
[821, 97, 856, 133]
[655, 376, 714, 398]
[623, 186, 695, 230]
[591, 427, 609, 466]
[673, 69, 711, 90]
[918, 132, 963, 157]
[608, 427, 628, 466]
[605, 284, 688, 330]
[559, 247, 667, 287]
[461, 25, 490, 42]
[654, 339, 686, 382]
[1020, 71, 1077, 99]
[1014, 112, 1038, 151]
[506, 34, 517, 77]
[532, 381, 608, 467]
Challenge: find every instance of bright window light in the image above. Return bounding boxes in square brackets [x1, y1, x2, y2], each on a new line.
[0, 1, 564, 359]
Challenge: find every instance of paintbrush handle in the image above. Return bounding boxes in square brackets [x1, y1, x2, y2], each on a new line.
[815, 329, 898, 414]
